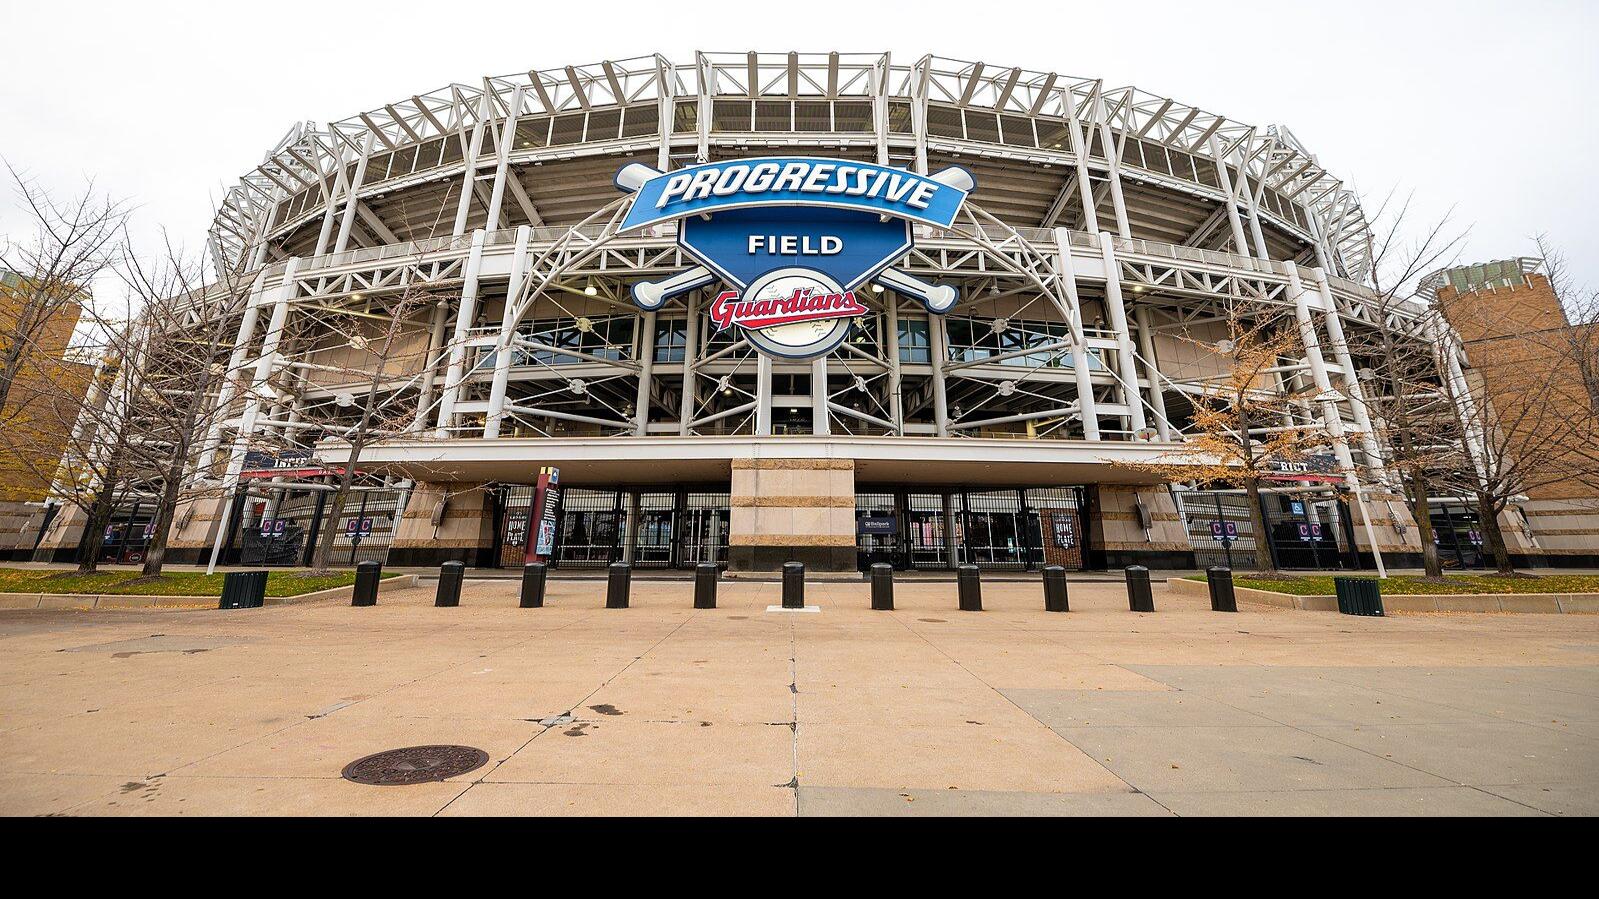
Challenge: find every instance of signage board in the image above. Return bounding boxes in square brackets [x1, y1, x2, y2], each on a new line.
[616, 157, 974, 360]
[857, 515, 896, 536]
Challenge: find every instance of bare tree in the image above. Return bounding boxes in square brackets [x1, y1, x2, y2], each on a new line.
[1120, 308, 1328, 576]
[1338, 192, 1468, 578]
[0, 162, 128, 416]
[112, 233, 258, 575]
[241, 279, 446, 573]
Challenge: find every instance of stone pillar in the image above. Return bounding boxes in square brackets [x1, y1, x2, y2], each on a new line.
[389, 482, 497, 567]
[163, 493, 235, 565]
[0, 500, 49, 562]
[1090, 486, 1194, 569]
[1344, 488, 1424, 569]
[30, 503, 91, 564]
[728, 458, 856, 572]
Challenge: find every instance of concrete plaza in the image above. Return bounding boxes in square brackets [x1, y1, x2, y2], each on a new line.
[2, 577, 1596, 816]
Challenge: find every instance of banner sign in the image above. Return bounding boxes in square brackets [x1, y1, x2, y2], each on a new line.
[1054, 517, 1078, 550]
[527, 466, 561, 564]
[615, 157, 974, 360]
[857, 515, 896, 536]
[619, 159, 968, 232]
[1263, 453, 1341, 483]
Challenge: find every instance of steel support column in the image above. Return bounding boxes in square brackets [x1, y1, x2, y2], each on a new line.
[928, 314, 951, 437]
[1053, 227, 1099, 440]
[452, 93, 493, 237]
[484, 225, 532, 438]
[1208, 134, 1251, 256]
[755, 354, 773, 436]
[483, 85, 524, 231]
[333, 132, 376, 255]
[634, 310, 657, 436]
[1133, 305, 1171, 441]
[207, 258, 300, 574]
[1289, 264, 1386, 577]
[811, 356, 830, 436]
[1312, 268, 1386, 482]
[1097, 233, 1148, 435]
[885, 295, 904, 432]
[435, 229, 487, 437]
[679, 292, 701, 435]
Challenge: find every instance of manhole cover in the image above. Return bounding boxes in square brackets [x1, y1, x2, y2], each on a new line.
[341, 745, 489, 786]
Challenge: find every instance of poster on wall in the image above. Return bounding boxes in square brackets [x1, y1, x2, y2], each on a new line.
[1054, 517, 1077, 550]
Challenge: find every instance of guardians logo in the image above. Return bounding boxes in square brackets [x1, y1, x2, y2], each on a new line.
[615, 157, 974, 360]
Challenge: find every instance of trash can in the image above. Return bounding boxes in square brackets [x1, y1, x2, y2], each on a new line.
[352, 561, 381, 606]
[1206, 566, 1237, 613]
[218, 570, 268, 609]
[1334, 576, 1384, 617]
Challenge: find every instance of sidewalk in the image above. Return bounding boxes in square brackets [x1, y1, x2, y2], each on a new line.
[2, 578, 1595, 816]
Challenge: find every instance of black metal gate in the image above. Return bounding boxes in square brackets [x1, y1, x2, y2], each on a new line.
[1430, 502, 1487, 569]
[1177, 489, 1353, 571]
[1176, 490, 1262, 570]
[239, 488, 325, 566]
[857, 487, 1087, 572]
[497, 486, 730, 570]
[235, 487, 400, 568]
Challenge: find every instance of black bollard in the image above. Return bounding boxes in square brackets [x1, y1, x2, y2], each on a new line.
[1125, 565, 1155, 612]
[781, 561, 805, 609]
[1042, 565, 1070, 612]
[1207, 566, 1237, 613]
[435, 561, 465, 607]
[519, 562, 547, 608]
[870, 562, 895, 611]
[694, 562, 718, 609]
[351, 560, 381, 606]
[606, 562, 631, 609]
[957, 564, 983, 612]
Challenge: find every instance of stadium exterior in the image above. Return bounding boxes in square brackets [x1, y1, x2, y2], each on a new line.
[44, 52, 1559, 573]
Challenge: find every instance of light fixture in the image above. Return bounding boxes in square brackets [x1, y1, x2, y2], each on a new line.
[584, 282, 598, 296]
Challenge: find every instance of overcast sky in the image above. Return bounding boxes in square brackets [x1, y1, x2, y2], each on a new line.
[3, 0, 1595, 299]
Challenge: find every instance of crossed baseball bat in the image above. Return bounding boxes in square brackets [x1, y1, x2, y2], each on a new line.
[615, 163, 970, 314]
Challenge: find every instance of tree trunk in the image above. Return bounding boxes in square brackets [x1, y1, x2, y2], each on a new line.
[75, 486, 121, 574]
[1476, 492, 1514, 575]
[140, 470, 185, 577]
[1244, 475, 1277, 576]
[311, 475, 353, 573]
[1404, 471, 1443, 578]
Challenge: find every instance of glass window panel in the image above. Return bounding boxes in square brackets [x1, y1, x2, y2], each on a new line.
[834, 101, 872, 133]
[586, 109, 622, 141]
[621, 104, 659, 138]
[794, 101, 831, 131]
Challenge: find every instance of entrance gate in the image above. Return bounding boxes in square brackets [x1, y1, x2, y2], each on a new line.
[495, 486, 730, 570]
[1430, 502, 1487, 569]
[1176, 489, 1355, 571]
[856, 487, 1087, 572]
[231, 487, 402, 568]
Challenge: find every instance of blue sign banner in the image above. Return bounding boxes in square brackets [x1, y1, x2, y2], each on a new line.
[619, 157, 970, 232]
[680, 206, 910, 291]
